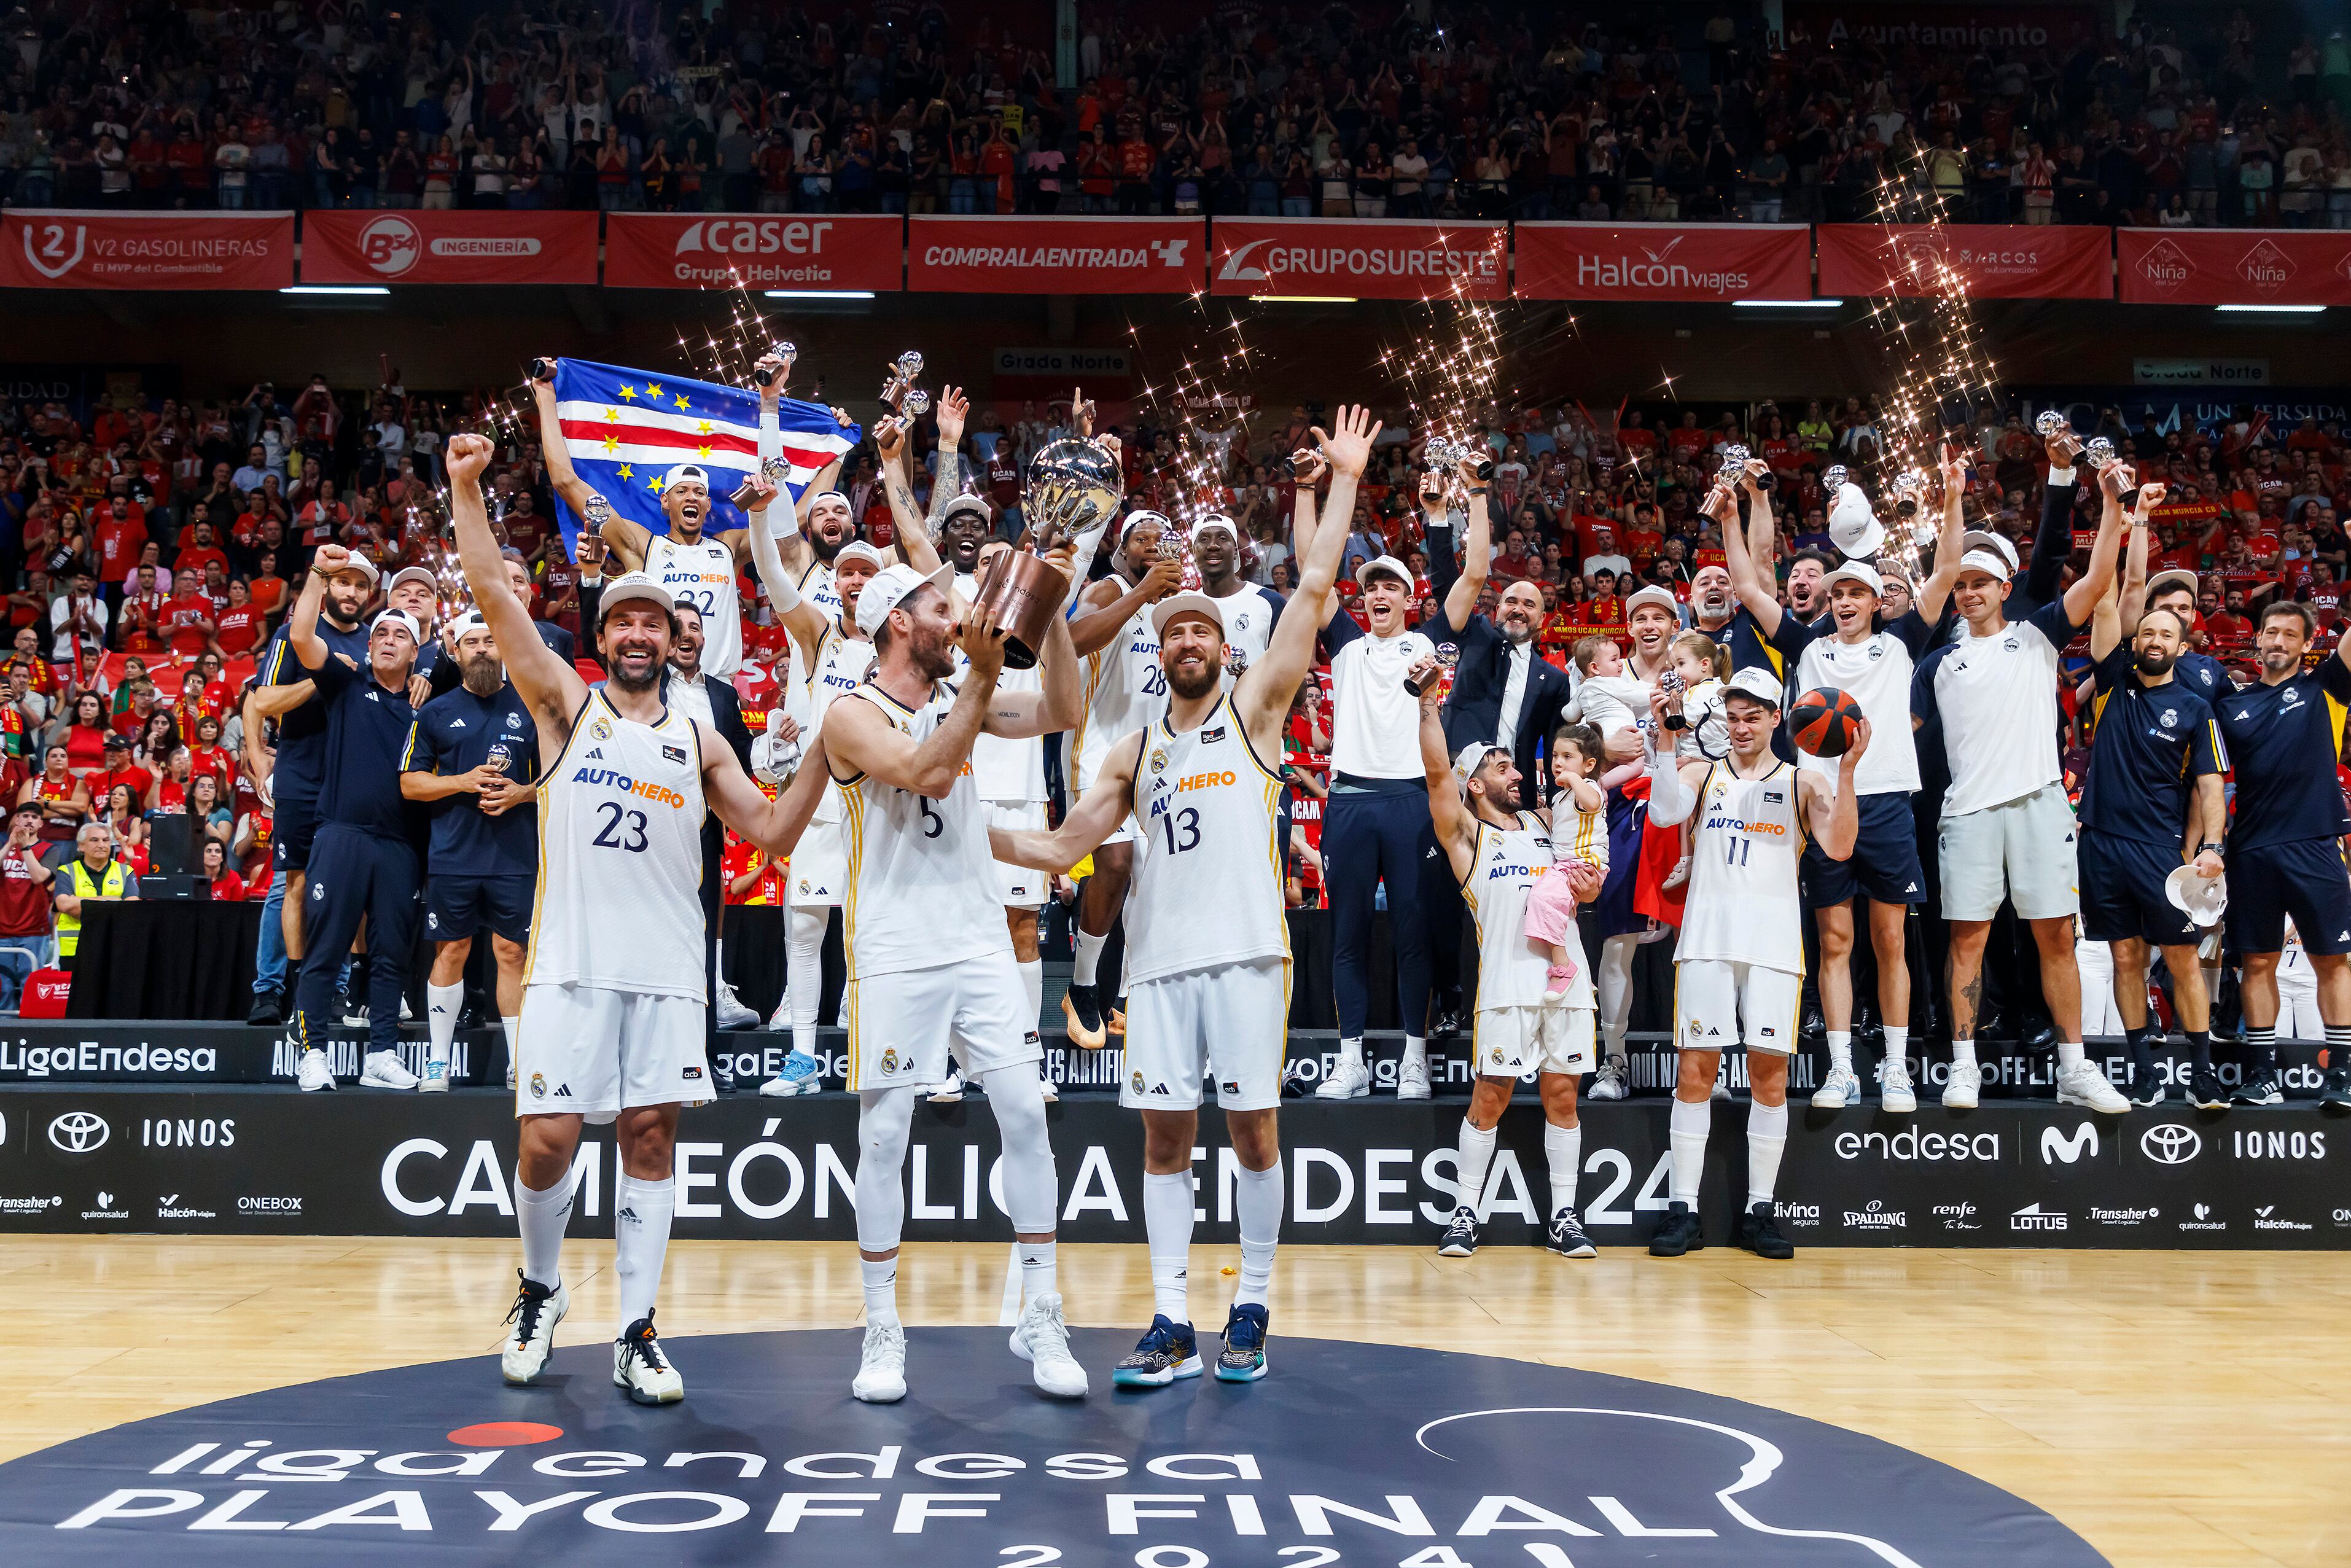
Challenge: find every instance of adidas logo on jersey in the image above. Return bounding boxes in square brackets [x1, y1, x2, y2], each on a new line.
[448, 717, 467, 728]
[584, 747, 604, 760]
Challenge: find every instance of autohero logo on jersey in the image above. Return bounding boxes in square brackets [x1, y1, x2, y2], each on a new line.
[1, 1039, 220, 1079]
[569, 765, 690, 810]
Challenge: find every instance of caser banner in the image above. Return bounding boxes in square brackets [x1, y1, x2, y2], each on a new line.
[0, 210, 294, 290]
[2118, 229, 2351, 307]
[906, 215, 1201, 294]
[604, 212, 902, 291]
[300, 210, 598, 285]
[1211, 217, 1507, 299]
[1816, 222, 2110, 299]
[1513, 222, 1813, 302]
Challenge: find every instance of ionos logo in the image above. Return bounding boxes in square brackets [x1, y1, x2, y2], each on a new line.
[2231, 1128, 2327, 1161]
[141, 1116, 236, 1149]
[1841, 1199, 1907, 1230]
[2009, 1203, 2068, 1231]
[1833, 1128, 2000, 1161]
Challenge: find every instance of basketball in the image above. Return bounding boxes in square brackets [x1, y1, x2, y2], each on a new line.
[1790, 687, 1866, 757]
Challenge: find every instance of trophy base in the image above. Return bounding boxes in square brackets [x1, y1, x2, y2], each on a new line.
[969, 550, 1064, 672]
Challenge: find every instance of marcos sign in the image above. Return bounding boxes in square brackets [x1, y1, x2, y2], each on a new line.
[0, 211, 294, 290]
[1816, 223, 2110, 299]
[604, 213, 903, 291]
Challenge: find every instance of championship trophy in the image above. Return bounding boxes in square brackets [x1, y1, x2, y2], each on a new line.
[2035, 409, 2070, 439]
[970, 437, 1125, 669]
[880, 350, 929, 419]
[2083, 435, 2118, 471]
[1405, 642, 1461, 699]
[1720, 442, 1772, 492]
[1822, 463, 1850, 493]
[1425, 435, 1496, 483]
[1157, 521, 1203, 591]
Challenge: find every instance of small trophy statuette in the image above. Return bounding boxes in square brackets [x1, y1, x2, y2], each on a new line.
[880, 350, 925, 412]
[2035, 409, 2071, 439]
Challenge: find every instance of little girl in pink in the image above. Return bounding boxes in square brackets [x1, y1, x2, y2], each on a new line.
[1525, 724, 1610, 998]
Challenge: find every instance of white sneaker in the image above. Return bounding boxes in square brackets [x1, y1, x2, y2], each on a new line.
[1942, 1060, 1981, 1109]
[1008, 1291, 1089, 1398]
[2056, 1059, 2131, 1114]
[765, 996, 792, 1031]
[360, 1049, 419, 1090]
[1039, 1059, 1059, 1104]
[296, 1047, 336, 1092]
[853, 1318, 908, 1403]
[506, 1061, 517, 1092]
[612, 1317, 684, 1405]
[419, 1056, 451, 1093]
[1586, 1056, 1629, 1100]
[1395, 1053, 1431, 1100]
[926, 1063, 967, 1103]
[1711, 1059, 1731, 1101]
[1811, 1064, 1860, 1108]
[715, 981, 758, 1031]
[1880, 1063, 1918, 1114]
[1315, 1059, 1371, 1099]
[499, 1273, 566, 1384]
[399, 994, 413, 1021]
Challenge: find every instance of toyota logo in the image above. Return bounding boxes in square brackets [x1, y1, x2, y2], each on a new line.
[47, 1112, 109, 1153]
[2140, 1124, 2201, 1165]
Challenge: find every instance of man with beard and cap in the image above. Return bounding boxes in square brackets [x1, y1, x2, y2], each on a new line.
[284, 546, 431, 1094]
[443, 432, 836, 1409]
[2078, 508, 2228, 1108]
[1727, 456, 1967, 1112]
[401, 612, 537, 1092]
[987, 407, 1373, 1389]
[383, 564, 442, 681]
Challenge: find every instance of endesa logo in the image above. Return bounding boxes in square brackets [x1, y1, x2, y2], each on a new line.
[1833, 1127, 2000, 1161]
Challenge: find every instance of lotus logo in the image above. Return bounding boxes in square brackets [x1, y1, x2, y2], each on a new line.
[47, 1112, 108, 1153]
[356, 214, 423, 276]
[2140, 1123, 2201, 1165]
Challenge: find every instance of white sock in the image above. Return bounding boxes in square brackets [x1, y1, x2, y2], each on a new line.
[1951, 1037, 1978, 1069]
[1669, 1096, 1710, 1207]
[1403, 1034, 1427, 1065]
[1745, 1100, 1788, 1209]
[426, 981, 462, 1064]
[1072, 927, 1105, 987]
[1018, 1239, 1058, 1300]
[1142, 1171, 1193, 1322]
[860, 1254, 899, 1322]
[1882, 1025, 1909, 1075]
[2057, 1039, 2085, 1071]
[1453, 1120, 1497, 1213]
[1231, 1161, 1282, 1310]
[613, 1173, 675, 1333]
[787, 907, 825, 1035]
[1825, 1029, 1852, 1072]
[515, 1169, 571, 1288]
[501, 1015, 520, 1058]
[1339, 1036, 1365, 1068]
[714, 938, 727, 986]
[1018, 957, 1043, 1031]
[792, 1023, 818, 1062]
[1543, 1121, 1582, 1215]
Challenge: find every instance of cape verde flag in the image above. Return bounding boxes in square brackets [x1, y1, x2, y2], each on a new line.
[548, 357, 861, 549]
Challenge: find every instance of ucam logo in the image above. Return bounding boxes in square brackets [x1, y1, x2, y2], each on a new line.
[2009, 1203, 2068, 1231]
[2040, 1123, 2099, 1164]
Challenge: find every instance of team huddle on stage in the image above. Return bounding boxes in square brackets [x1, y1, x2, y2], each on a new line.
[433, 356, 2351, 1413]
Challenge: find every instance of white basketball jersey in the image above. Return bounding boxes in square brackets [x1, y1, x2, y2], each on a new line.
[1125, 694, 1290, 985]
[647, 532, 741, 676]
[1075, 585, 1162, 780]
[836, 681, 1012, 979]
[1207, 582, 1282, 680]
[1796, 628, 1920, 795]
[1463, 811, 1590, 1010]
[528, 688, 709, 999]
[798, 556, 841, 626]
[957, 568, 1047, 804]
[1677, 762, 1806, 973]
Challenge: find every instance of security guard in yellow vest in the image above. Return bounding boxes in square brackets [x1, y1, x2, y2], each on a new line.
[55, 822, 137, 962]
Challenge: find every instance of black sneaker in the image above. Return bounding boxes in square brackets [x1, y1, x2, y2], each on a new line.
[711, 1055, 736, 1095]
[2323, 1067, 2351, 1106]
[2129, 1072, 2167, 1108]
[2233, 1070, 2285, 1106]
[1437, 1206, 1478, 1257]
[1110, 1314, 1201, 1387]
[1061, 982, 1108, 1050]
[2189, 1067, 2231, 1109]
[1545, 1206, 1596, 1258]
[1648, 1200, 1703, 1257]
[1431, 1002, 1462, 1040]
[1735, 1200, 1795, 1260]
[246, 988, 285, 1026]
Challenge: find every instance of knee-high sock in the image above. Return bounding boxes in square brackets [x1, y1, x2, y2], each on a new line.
[501, 1013, 519, 1064]
[787, 905, 827, 1058]
[1598, 935, 1639, 1057]
[1019, 958, 1044, 1034]
[1543, 1120, 1582, 1215]
[1454, 1120, 1498, 1214]
[985, 1065, 1059, 1297]
[515, 1168, 572, 1288]
[1745, 1100, 1788, 1208]
[1231, 1161, 1282, 1310]
[426, 981, 462, 1064]
[1669, 1096, 1710, 1207]
[1073, 927, 1106, 987]
[1142, 1170, 1193, 1322]
[613, 1173, 675, 1332]
[854, 1085, 916, 1258]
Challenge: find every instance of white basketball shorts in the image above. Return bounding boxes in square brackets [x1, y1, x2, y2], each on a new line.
[515, 981, 712, 1123]
[844, 948, 1039, 1092]
[1120, 955, 1290, 1112]
[1076, 735, 1137, 847]
[1938, 782, 2080, 922]
[1472, 1002, 1596, 1078]
[987, 798, 1050, 910]
[789, 814, 846, 909]
[1675, 959, 1801, 1055]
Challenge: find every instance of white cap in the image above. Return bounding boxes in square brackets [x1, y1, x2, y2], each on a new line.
[1623, 585, 1682, 623]
[1721, 666, 1785, 709]
[1819, 561, 1884, 598]
[1151, 591, 1225, 639]
[1827, 482, 1884, 560]
[448, 610, 490, 642]
[386, 564, 438, 596]
[1452, 740, 1508, 797]
[662, 463, 712, 493]
[1357, 554, 1414, 590]
[370, 609, 423, 646]
[808, 488, 854, 515]
[1956, 548, 2013, 583]
[1961, 529, 2020, 572]
[2147, 567, 2201, 599]
[599, 571, 677, 624]
[323, 553, 380, 585]
[1120, 509, 1174, 547]
[2164, 863, 2228, 924]
[856, 561, 954, 638]
[1191, 512, 1239, 542]
[833, 540, 887, 571]
[939, 493, 991, 526]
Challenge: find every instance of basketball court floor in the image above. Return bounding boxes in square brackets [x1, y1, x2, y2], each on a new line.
[2, 1236, 2342, 1566]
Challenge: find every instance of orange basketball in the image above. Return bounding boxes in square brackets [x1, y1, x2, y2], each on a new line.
[1790, 687, 1865, 757]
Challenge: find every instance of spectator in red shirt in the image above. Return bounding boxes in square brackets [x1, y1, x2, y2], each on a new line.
[201, 838, 248, 901]
[177, 520, 230, 583]
[162, 569, 217, 658]
[0, 805, 58, 994]
[94, 496, 144, 593]
[86, 733, 152, 810]
[214, 579, 266, 657]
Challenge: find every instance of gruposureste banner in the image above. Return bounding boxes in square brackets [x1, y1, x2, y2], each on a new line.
[1513, 222, 1813, 301]
[605, 212, 903, 291]
[1210, 216, 1508, 298]
[300, 209, 598, 285]
[0, 210, 294, 289]
[906, 215, 1202, 294]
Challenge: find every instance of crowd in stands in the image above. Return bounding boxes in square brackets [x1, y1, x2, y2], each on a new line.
[3, 1, 2350, 227]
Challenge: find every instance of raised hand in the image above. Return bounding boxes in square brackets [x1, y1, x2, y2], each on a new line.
[1139, 553, 1184, 601]
[873, 415, 907, 464]
[1290, 446, 1328, 486]
[959, 615, 1008, 682]
[1312, 404, 1382, 480]
[936, 385, 969, 445]
[445, 432, 494, 485]
[752, 352, 792, 397]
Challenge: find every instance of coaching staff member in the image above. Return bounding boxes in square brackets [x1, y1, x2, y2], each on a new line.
[402, 612, 537, 1093]
[286, 544, 430, 1095]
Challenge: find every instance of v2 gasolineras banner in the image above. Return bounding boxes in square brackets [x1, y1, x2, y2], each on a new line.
[1816, 222, 2110, 299]
[2119, 229, 2351, 307]
[302, 209, 598, 285]
[0, 209, 295, 289]
[1513, 222, 1813, 301]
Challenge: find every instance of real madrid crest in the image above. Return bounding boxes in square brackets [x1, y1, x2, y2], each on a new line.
[1150, 746, 1169, 774]
[590, 716, 614, 741]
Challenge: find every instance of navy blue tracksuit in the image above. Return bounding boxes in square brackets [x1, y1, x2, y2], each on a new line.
[263, 618, 369, 873]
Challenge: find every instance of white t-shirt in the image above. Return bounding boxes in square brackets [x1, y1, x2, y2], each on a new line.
[1571, 671, 1649, 743]
[1794, 614, 1933, 797]
[1328, 621, 1436, 779]
[1930, 603, 2079, 817]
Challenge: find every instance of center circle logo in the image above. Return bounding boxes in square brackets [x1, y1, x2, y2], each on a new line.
[46, 1112, 107, 1153]
[2140, 1124, 2201, 1165]
[356, 214, 423, 277]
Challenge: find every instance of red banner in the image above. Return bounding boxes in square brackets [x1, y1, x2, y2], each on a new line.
[1815, 223, 2109, 300]
[0, 210, 293, 290]
[907, 216, 1201, 294]
[604, 213, 902, 291]
[302, 210, 597, 285]
[1513, 222, 1812, 302]
[2119, 230, 2351, 307]
[1209, 218, 1507, 299]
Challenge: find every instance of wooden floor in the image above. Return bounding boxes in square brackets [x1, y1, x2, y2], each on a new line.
[1, 1237, 2344, 1567]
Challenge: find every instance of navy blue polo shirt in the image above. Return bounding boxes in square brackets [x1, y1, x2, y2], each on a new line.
[2215, 656, 2351, 849]
[311, 650, 426, 841]
[2080, 647, 2227, 845]
[262, 618, 367, 797]
[401, 681, 538, 875]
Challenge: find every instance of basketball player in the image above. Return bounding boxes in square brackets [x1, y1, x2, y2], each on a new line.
[1918, 460, 2127, 1112]
[1642, 668, 1865, 1259]
[821, 550, 1086, 1403]
[1414, 684, 1607, 1260]
[2212, 600, 2351, 1107]
[1190, 512, 1287, 671]
[443, 434, 833, 1406]
[989, 406, 1377, 1386]
[1722, 456, 1966, 1111]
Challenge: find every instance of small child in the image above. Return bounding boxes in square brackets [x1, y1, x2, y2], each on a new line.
[1569, 634, 1649, 752]
[1661, 630, 1729, 890]
[1525, 722, 1610, 999]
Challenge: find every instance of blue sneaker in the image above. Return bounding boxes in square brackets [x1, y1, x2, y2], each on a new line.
[1111, 1314, 1201, 1387]
[1215, 1304, 1269, 1383]
[419, 1057, 451, 1094]
[758, 1051, 822, 1098]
